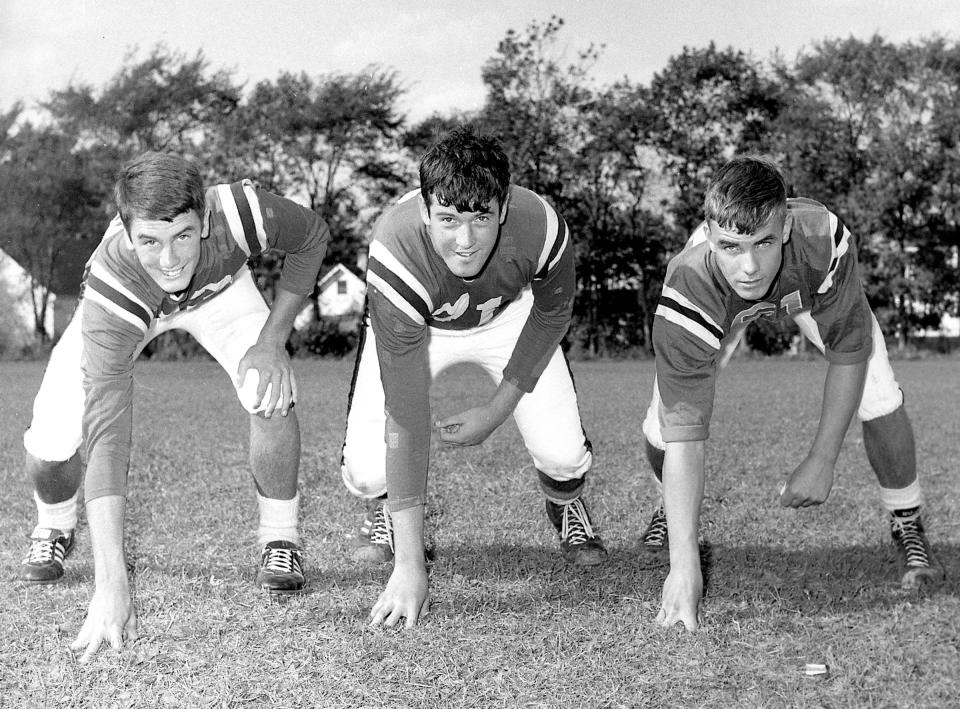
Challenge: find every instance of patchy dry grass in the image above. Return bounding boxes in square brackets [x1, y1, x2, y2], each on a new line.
[1, 356, 958, 708]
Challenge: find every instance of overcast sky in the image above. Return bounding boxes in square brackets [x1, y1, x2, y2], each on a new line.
[2, 0, 958, 122]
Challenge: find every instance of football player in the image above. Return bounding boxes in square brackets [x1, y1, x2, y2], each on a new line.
[341, 127, 606, 628]
[640, 155, 944, 631]
[19, 152, 330, 660]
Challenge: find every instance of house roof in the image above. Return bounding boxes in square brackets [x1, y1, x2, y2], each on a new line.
[317, 263, 363, 290]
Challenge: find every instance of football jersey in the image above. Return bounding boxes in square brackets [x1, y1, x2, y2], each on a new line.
[365, 185, 574, 509]
[653, 197, 874, 443]
[81, 180, 329, 500]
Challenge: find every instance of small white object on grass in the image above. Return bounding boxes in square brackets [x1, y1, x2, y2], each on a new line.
[804, 663, 829, 677]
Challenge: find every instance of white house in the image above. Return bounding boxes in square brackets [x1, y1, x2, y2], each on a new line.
[294, 263, 366, 330]
[0, 248, 56, 352]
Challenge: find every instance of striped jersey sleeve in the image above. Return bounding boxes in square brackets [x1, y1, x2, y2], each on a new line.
[505, 192, 575, 392]
[651, 249, 729, 443]
[803, 208, 874, 364]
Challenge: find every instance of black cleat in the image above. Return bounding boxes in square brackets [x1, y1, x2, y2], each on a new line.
[890, 509, 945, 590]
[353, 498, 394, 563]
[257, 540, 305, 594]
[546, 497, 607, 566]
[21, 528, 75, 584]
[642, 502, 668, 554]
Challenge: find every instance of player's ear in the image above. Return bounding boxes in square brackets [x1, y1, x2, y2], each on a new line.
[701, 222, 717, 250]
[418, 195, 431, 226]
[781, 213, 793, 244]
[200, 209, 212, 239]
[498, 192, 510, 224]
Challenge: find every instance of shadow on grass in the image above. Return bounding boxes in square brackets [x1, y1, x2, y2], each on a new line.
[399, 539, 959, 616]
[25, 540, 957, 622]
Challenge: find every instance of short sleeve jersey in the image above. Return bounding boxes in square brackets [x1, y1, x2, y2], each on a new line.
[81, 180, 330, 500]
[364, 185, 574, 510]
[652, 197, 874, 443]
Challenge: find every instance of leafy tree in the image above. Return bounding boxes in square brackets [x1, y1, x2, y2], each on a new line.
[478, 15, 601, 201]
[783, 36, 960, 344]
[0, 120, 103, 340]
[647, 43, 784, 235]
[563, 81, 672, 355]
[44, 45, 241, 154]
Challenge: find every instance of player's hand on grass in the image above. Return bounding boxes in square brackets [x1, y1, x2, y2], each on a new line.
[435, 406, 504, 446]
[237, 342, 298, 417]
[369, 562, 429, 629]
[71, 581, 138, 663]
[780, 453, 835, 508]
[656, 563, 702, 632]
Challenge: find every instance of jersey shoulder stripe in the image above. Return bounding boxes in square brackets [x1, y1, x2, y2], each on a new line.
[817, 212, 851, 294]
[532, 193, 563, 276]
[656, 284, 723, 350]
[367, 240, 433, 325]
[216, 181, 267, 257]
[84, 261, 152, 332]
[397, 188, 419, 205]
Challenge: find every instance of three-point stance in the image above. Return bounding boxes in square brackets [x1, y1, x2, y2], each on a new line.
[640, 156, 943, 631]
[20, 153, 330, 660]
[342, 128, 606, 628]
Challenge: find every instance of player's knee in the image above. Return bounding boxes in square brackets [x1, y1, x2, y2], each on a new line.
[535, 446, 592, 481]
[858, 385, 904, 422]
[23, 427, 81, 465]
[340, 459, 385, 498]
[641, 411, 665, 450]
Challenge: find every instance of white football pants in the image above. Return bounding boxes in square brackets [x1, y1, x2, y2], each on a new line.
[341, 287, 592, 500]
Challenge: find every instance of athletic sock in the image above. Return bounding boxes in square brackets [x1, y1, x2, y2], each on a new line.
[34, 490, 79, 534]
[256, 493, 300, 547]
[879, 480, 922, 512]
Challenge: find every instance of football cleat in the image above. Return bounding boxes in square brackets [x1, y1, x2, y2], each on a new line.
[546, 497, 607, 566]
[21, 527, 75, 584]
[641, 502, 668, 554]
[353, 497, 394, 563]
[257, 540, 305, 594]
[890, 509, 944, 590]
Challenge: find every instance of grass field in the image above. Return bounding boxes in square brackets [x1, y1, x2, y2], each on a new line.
[1, 356, 958, 708]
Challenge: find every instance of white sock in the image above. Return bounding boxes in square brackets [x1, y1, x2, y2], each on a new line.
[34, 490, 80, 534]
[879, 480, 923, 512]
[256, 493, 299, 547]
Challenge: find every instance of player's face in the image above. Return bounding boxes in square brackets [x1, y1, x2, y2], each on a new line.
[707, 211, 790, 300]
[420, 195, 506, 278]
[129, 210, 203, 293]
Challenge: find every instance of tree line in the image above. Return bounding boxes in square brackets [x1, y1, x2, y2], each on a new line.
[2, 17, 958, 356]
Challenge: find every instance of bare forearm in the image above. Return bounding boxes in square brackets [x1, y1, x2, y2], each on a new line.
[86, 495, 129, 586]
[257, 287, 305, 347]
[662, 441, 705, 568]
[810, 360, 867, 462]
[390, 504, 426, 569]
[487, 378, 525, 425]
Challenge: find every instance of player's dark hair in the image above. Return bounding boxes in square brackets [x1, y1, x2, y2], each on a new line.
[419, 126, 510, 213]
[114, 152, 205, 231]
[704, 156, 787, 233]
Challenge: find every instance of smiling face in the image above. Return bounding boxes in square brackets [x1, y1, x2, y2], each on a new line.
[706, 210, 791, 301]
[129, 210, 203, 293]
[419, 194, 506, 278]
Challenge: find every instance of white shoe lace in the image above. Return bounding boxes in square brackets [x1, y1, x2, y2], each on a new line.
[262, 546, 303, 575]
[644, 504, 668, 546]
[891, 513, 930, 567]
[23, 532, 68, 566]
[561, 498, 596, 545]
[369, 503, 395, 552]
